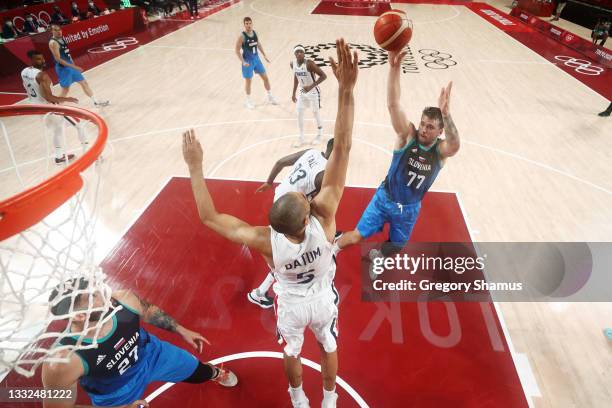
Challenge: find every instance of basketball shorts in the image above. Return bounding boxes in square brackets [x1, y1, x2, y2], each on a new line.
[276, 284, 340, 358]
[356, 186, 421, 246]
[296, 90, 320, 111]
[87, 332, 199, 406]
[241, 55, 266, 79]
[56, 64, 85, 88]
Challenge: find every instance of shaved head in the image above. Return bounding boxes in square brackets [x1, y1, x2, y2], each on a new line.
[269, 193, 309, 236]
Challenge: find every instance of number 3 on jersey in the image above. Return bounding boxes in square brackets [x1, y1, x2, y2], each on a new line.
[289, 164, 307, 185]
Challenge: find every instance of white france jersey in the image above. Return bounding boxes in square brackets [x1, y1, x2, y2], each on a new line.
[293, 59, 319, 97]
[21, 67, 48, 104]
[271, 215, 336, 301]
[274, 149, 327, 202]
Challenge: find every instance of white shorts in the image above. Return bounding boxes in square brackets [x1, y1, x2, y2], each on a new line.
[276, 285, 339, 358]
[297, 90, 320, 111]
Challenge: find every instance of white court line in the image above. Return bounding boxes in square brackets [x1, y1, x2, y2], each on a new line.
[477, 59, 550, 65]
[144, 351, 369, 407]
[454, 192, 538, 407]
[144, 45, 233, 51]
[0, 92, 27, 95]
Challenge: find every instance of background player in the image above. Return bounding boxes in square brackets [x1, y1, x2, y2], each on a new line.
[235, 17, 278, 109]
[42, 278, 237, 408]
[182, 38, 358, 408]
[337, 50, 460, 277]
[21, 49, 86, 165]
[49, 24, 109, 107]
[291, 45, 327, 147]
[248, 139, 335, 308]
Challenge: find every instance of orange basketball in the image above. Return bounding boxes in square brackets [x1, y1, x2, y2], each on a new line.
[374, 9, 413, 52]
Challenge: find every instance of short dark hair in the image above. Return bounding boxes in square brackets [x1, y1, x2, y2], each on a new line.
[422, 107, 444, 129]
[27, 49, 42, 59]
[243, 16, 252, 23]
[49, 278, 89, 316]
[50, 23, 61, 29]
[269, 194, 307, 235]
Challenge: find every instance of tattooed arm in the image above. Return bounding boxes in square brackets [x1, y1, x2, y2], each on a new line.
[437, 82, 460, 158]
[113, 290, 209, 352]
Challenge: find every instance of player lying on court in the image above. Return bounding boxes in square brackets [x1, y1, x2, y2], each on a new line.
[21, 50, 88, 165]
[291, 44, 327, 147]
[42, 278, 236, 408]
[248, 139, 335, 308]
[183, 38, 358, 408]
[337, 50, 460, 277]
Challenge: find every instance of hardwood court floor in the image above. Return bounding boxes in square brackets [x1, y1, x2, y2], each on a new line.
[1, 1, 611, 407]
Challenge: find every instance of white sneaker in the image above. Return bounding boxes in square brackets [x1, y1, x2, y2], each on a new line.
[245, 100, 255, 109]
[368, 248, 384, 280]
[311, 129, 323, 145]
[267, 94, 279, 105]
[292, 139, 305, 148]
[289, 389, 310, 408]
[213, 366, 238, 387]
[322, 392, 338, 408]
[247, 289, 274, 309]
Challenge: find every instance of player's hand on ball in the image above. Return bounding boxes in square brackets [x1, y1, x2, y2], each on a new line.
[130, 400, 149, 408]
[256, 182, 272, 192]
[388, 50, 407, 68]
[178, 326, 211, 353]
[182, 129, 204, 170]
[329, 38, 358, 89]
[438, 81, 453, 116]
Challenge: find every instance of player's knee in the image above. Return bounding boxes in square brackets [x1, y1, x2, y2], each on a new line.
[181, 362, 215, 384]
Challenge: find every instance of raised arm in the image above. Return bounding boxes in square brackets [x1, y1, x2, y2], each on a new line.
[311, 39, 358, 229]
[436, 82, 460, 158]
[256, 149, 310, 192]
[387, 50, 416, 150]
[38, 72, 78, 104]
[182, 129, 272, 258]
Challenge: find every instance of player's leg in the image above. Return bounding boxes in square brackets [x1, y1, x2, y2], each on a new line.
[386, 200, 421, 255]
[294, 95, 307, 147]
[311, 93, 323, 144]
[76, 79, 110, 107]
[63, 116, 88, 151]
[319, 346, 338, 408]
[59, 87, 70, 97]
[254, 57, 278, 105]
[337, 187, 388, 252]
[248, 271, 274, 308]
[311, 290, 339, 407]
[243, 61, 255, 108]
[46, 114, 75, 164]
[278, 303, 310, 407]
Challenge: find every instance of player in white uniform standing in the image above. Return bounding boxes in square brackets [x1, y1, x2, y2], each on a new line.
[182, 39, 358, 408]
[21, 49, 87, 164]
[248, 139, 335, 308]
[291, 45, 327, 147]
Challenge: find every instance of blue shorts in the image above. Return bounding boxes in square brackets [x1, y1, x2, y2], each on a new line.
[356, 186, 421, 246]
[56, 64, 85, 88]
[242, 55, 266, 79]
[88, 332, 199, 406]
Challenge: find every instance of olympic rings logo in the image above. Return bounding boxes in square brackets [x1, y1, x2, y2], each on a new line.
[88, 37, 139, 54]
[12, 11, 51, 31]
[554, 56, 604, 76]
[418, 49, 457, 69]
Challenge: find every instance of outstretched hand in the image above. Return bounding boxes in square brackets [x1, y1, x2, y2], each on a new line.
[182, 129, 204, 171]
[256, 182, 272, 193]
[328, 38, 358, 89]
[388, 50, 407, 68]
[178, 326, 211, 354]
[438, 81, 453, 117]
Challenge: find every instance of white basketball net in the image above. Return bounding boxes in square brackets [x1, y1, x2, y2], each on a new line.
[0, 110, 116, 378]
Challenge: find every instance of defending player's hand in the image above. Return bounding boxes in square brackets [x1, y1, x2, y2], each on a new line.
[182, 129, 203, 170]
[328, 38, 358, 89]
[438, 81, 452, 117]
[65, 97, 78, 104]
[256, 182, 272, 193]
[178, 326, 211, 353]
[388, 50, 408, 69]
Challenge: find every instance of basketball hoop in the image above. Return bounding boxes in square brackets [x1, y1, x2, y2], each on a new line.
[0, 104, 114, 378]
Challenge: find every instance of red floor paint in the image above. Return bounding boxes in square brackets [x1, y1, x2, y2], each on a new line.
[0, 178, 528, 407]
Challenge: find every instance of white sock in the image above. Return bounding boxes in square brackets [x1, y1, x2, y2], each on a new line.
[246, 95, 253, 102]
[298, 109, 305, 140]
[289, 384, 306, 401]
[257, 273, 275, 295]
[323, 386, 336, 399]
[267, 90, 273, 96]
[77, 121, 88, 146]
[52, 125, 64, 159]
[54, 146, 63, 160]
[90, 96, 98, 104]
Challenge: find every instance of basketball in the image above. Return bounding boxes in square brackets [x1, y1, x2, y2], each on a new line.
[373, 9, 413, 52]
